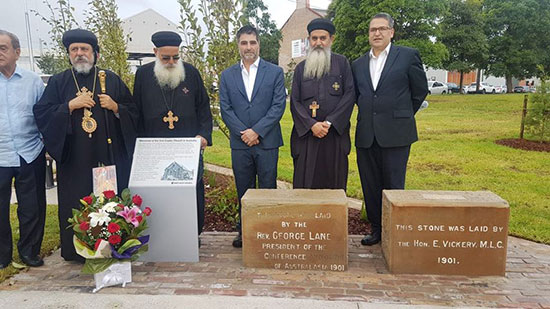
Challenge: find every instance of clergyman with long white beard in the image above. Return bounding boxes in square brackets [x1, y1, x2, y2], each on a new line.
[133, 31, 212, 240]
[290, 18, 355, 190]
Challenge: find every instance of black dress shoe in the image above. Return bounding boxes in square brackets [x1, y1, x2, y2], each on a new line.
[0, 261, 10, 269]
[20, 255, 44, 267]
[232, 234, 242, 248]
[361, 232, 381, 246]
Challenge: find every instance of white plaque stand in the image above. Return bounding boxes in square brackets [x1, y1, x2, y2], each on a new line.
[129, 137, 201, 262]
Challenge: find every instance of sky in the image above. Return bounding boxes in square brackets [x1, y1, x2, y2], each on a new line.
[1, 0, 331, 50]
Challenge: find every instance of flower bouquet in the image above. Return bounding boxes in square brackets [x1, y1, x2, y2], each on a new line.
[68, 188, 152, 291]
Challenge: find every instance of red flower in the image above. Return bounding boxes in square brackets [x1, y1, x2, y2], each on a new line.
[103, 190, 116, 199]
[108, 235, 121, 245]
[82, 196, 93, 205]
[143, 207, 152, 216]
[132, 195, 143, 207]
[79, 221, 90, 231]
[107, 222, 120, 233]
[94, 239, 103, 251]
[136, 215, 143, 223]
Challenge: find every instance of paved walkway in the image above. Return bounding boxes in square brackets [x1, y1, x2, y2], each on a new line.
[1, 233, 549, 308]
[5, 164, 550, 307]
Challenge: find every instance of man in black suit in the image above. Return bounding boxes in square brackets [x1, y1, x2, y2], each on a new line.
[351, 13, 428, 246]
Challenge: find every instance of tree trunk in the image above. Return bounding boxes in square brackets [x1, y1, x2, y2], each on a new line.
[459, 71, 464, 94]
[506, 75, 513, 93]
[476, 69, 481, 92]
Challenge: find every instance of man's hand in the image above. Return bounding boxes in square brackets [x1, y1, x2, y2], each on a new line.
[311, 122, 330, 138]
[68, 95, 95, 113]
[196, 135, 208, 150]
[98, 94, 119, 113]
[240, 128, 260, 147]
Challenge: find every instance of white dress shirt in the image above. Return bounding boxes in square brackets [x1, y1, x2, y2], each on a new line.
[369, 43, 392, 91]
[240, 57, 260, 101]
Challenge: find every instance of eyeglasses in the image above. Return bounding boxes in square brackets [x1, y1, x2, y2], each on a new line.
[161, 55, 180, 61]
[369, 26, 392, 34]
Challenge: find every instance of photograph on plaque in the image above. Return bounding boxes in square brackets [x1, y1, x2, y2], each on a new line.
[92, 165, 118, 195]
[161, 161, 194, 181]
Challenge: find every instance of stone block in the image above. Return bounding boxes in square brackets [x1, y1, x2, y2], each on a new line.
[242, 189, 348, 271]
[382, 190, 509, 276]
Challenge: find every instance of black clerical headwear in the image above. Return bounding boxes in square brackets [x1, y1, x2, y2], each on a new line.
[307, 18, 335, 35]
[151, 31, 182, 47]
[62, 29, 99, 53]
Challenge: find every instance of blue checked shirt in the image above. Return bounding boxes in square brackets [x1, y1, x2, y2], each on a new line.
[0, 65, 45, 167]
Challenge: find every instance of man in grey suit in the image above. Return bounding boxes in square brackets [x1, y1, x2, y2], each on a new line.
[220, 25, 286, 248]
[352, 13, 428, 246]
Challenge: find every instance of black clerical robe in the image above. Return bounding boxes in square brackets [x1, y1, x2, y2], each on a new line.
[290, 53, 355, 190]
[33, 68, 138, 261]
[133, 61, 212, 234]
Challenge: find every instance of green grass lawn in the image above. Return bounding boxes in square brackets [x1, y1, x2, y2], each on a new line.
[205, 93, 550, 244]
[0, 204, 59, 282]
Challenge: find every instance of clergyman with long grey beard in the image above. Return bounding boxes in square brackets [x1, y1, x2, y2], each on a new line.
[289, 18, 355, 190]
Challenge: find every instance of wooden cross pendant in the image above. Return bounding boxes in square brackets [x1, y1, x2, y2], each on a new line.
[309, 101, 319, 118]
[163, 110, 179, 130]
[332, 82, 340, 91]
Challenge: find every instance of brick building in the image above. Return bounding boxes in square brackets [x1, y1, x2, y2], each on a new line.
[278, 0, 328, 73]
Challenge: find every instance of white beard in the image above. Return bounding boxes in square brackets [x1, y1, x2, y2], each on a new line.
[71, 55, 94, 74]
[154, 58, 186, 89]
[303, 46, 331, 80]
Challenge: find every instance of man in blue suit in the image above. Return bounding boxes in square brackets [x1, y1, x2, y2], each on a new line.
[352, 13, 428, 246]
[220, 25, 286, 248]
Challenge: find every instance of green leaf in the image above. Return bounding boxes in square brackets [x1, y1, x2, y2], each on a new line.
[121, 188, 131, 202]
[117, 239, 141, 254]
[11, 262, 26, 269]
[82, 258, 118, 274]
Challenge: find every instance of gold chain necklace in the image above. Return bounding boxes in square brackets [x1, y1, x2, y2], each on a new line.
[71, 66, 98, 138]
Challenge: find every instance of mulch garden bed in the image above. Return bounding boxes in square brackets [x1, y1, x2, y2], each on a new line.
[496, 138, 550, 152]
[202, 171, 371, 236]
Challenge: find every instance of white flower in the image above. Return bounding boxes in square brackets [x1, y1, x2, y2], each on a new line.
[102, 202, 119, 213]
[88, 209, 111, 227]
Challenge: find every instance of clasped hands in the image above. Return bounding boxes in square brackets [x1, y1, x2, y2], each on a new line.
[68, 94, 119, 114]
[240, 128, 259, 147]
[311, 121, 330, 138]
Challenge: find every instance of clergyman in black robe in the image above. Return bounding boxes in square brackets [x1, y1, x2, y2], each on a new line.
[33, 29, 138, 262]
[133, 31, 212, 235]
[290, 19, 355, 190]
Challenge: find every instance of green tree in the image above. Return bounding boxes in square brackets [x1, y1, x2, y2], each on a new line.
[33, 0, 79, 74]
[484, 0, 544, 90]
[329, 0, 448, 68]
[525, 67, 550, 141]
[243, 0, 282, 65]
[179, 0, 245, 138]
[85, 0, 133, 88]
[440, 0, 488, 91]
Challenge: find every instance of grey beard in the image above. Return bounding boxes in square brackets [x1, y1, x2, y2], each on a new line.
[154, 58, 185, 89]
[303, 46, 331, 80]
[73, 62, 93, 74]
[71, 55, 94, 74]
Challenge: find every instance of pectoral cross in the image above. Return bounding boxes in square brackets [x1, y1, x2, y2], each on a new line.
[309, 101, 319, 118]
[163, 110, 179, 130]
[332, 82, 340, 91]
[77, 86, 94, 98]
